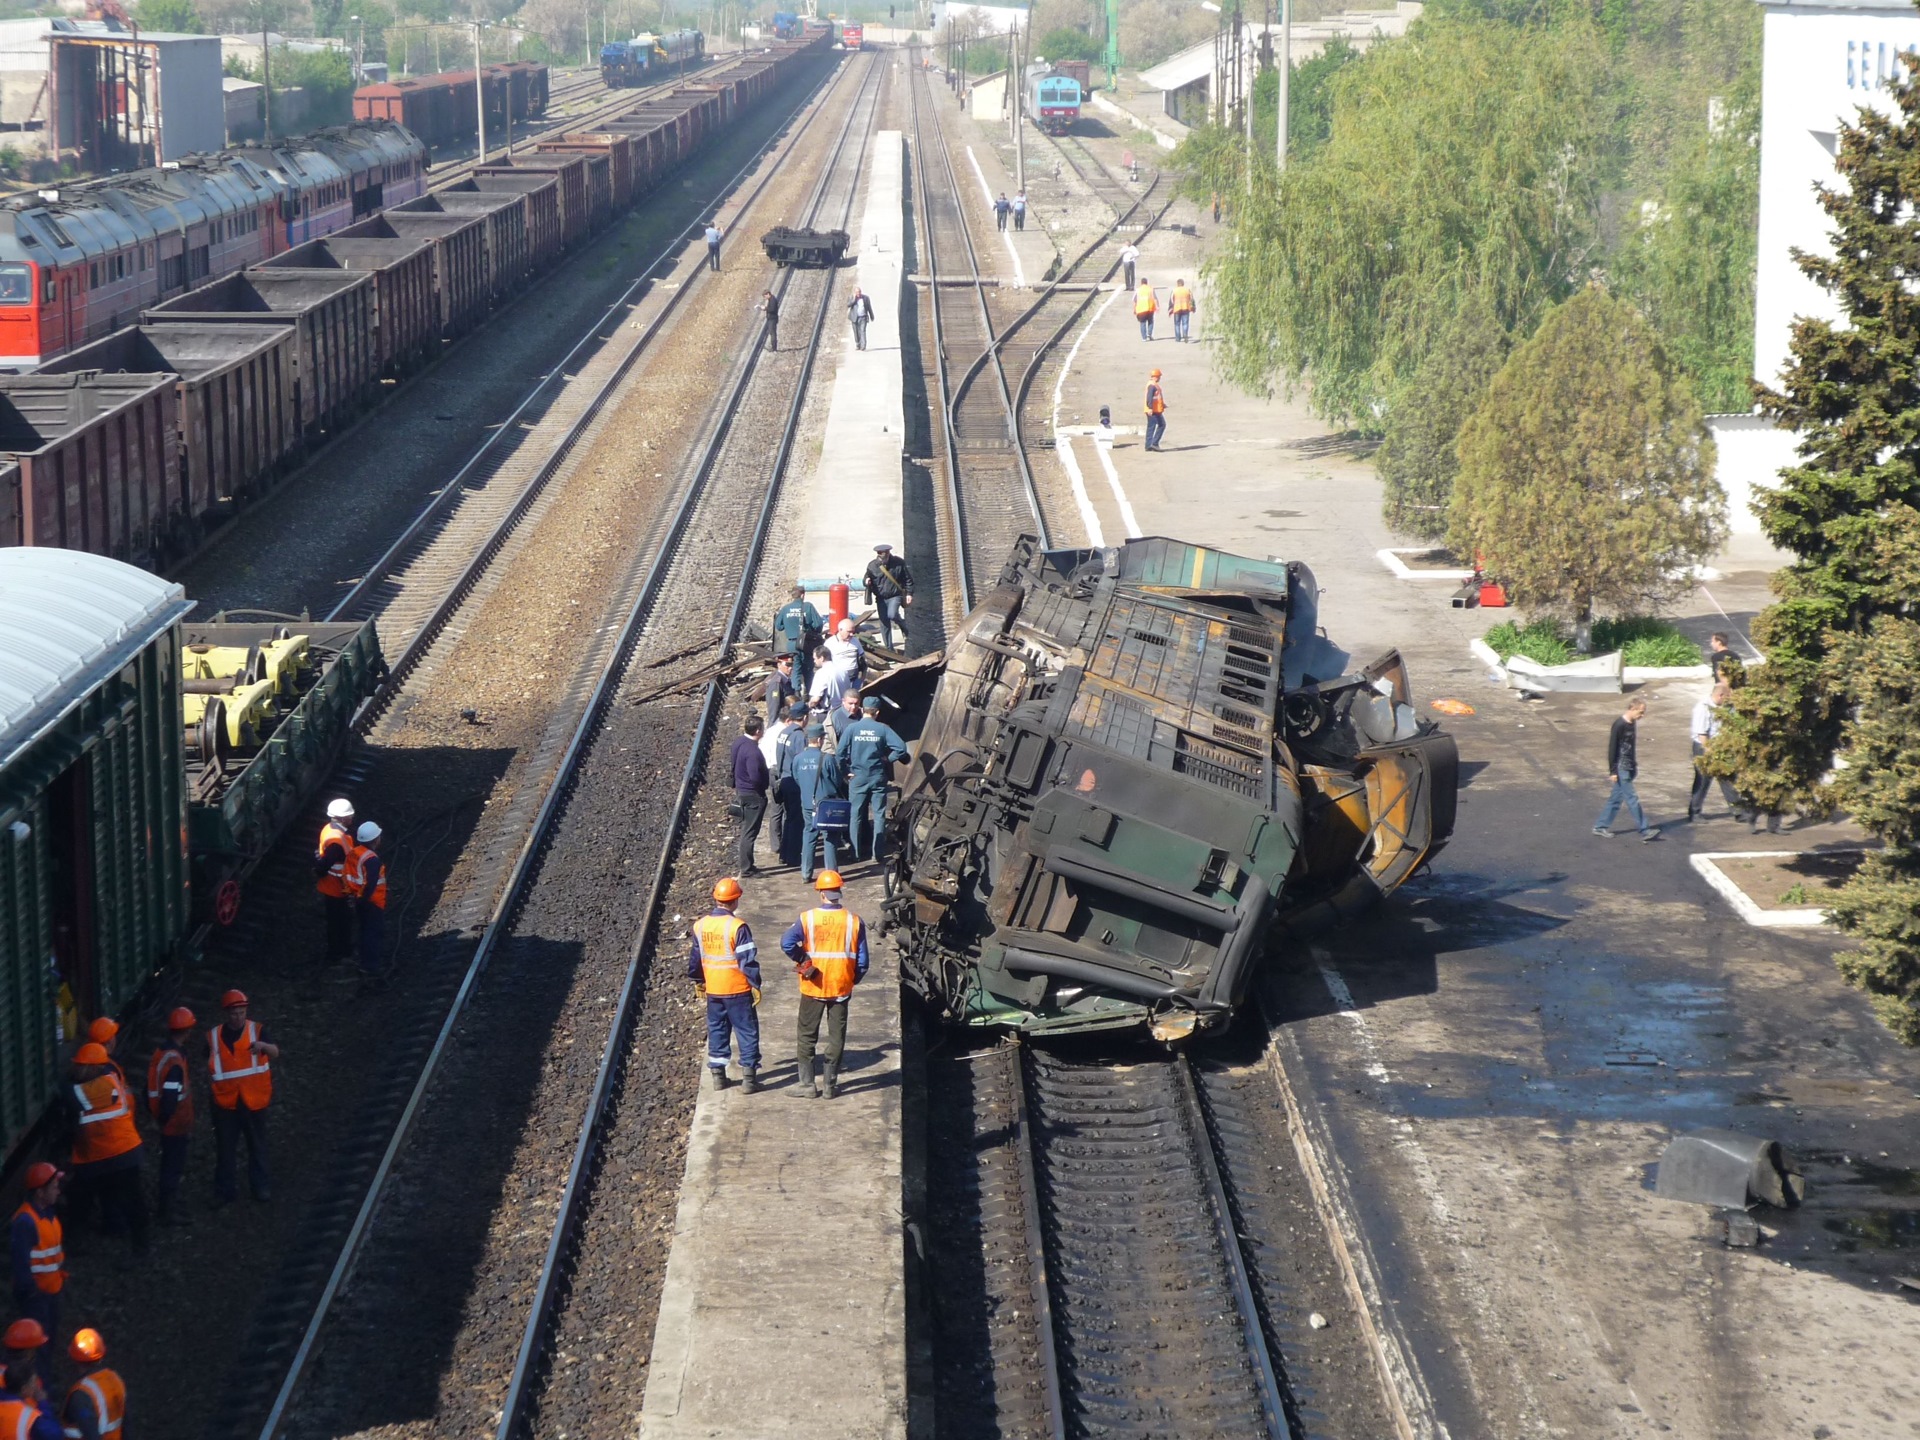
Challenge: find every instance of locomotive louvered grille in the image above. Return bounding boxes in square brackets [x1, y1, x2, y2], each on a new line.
[1171, 733, 1262, 797]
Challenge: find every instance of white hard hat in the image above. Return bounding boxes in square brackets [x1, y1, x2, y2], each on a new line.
[355, 821, 383, 843]
[327, 798, 355, 820]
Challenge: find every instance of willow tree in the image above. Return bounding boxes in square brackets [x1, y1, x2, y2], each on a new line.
[1448, 287, 1724, 622]
[1377, 296, 1510, 540]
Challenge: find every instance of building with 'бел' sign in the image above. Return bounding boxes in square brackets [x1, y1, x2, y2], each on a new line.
[1714, 0, 1920, 557]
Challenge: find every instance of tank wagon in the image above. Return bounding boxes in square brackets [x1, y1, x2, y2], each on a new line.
[0, 33, 831, 570]
[885, 536, 1458, 1039]
[1024, 64, 1082, 135]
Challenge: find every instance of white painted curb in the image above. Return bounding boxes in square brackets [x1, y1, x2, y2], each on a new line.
[1376, 547, 1477, 582]
[1469, 638, 1504, 673]
[1690, 851, 1841, 929]
[1624, 664, 1714, 684]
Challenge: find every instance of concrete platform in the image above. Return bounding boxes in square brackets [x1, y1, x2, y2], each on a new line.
[942, 109, 1058, 288]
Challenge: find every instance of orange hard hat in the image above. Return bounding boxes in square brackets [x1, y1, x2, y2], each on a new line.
[167, 1006, 197, 1031]
[86, 1017, 117, 1045]
[221, 989, 249, 1008]
[711, 877, 743, 904]
[68, 1329, 104, 1364]
[814, 870, 844, 891]
[23, 1162, 60, 1190]
[73, 1042, 109, 1066]
[3, 1319, 46, 1351]
[1149, 368, 1162, 378]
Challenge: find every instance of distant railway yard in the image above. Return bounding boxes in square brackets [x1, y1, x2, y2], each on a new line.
[0, 27, 1914, 1440]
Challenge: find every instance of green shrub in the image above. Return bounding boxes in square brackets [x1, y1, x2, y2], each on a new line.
[1591, 616, 1704, 667]
[1483, 617, 1574, 667]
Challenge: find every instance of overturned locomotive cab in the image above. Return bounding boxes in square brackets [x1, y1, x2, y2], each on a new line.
[884, 536, 1458, 1039]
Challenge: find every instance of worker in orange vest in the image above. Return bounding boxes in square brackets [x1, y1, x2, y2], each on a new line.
[1134, 277, 1157, 340]
[779, 871, 870, 1099]
[1169, 277, 1196, 342]
[208, 990, 278, 1205]
[687, 878, 762, 1093]
[0, 1320, 61, 1439]
[342, 821, 389, 980]
[1144, 369, 1167, 453]
[7, 1169, 62, 1387]
[60, 1329, 123, 1440]
[146, 1007, 197, 1223]
[315, 797, 357, 963]
[66, 1019, 125, 1237]
[67, 1043, 147, 1260]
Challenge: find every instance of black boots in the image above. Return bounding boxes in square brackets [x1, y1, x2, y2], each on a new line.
[711, 1067, 732, 1091]
[822, 1063, 839, 1100]
[796, 1058, 817, 1098]
[741, 1067, 761, 1095]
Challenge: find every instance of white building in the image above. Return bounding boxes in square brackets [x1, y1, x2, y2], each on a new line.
[1718, 0, 1920, 545]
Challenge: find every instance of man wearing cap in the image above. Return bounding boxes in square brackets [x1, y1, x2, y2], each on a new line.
[764, 653, 798, 730]
[60, 1329, 123, 1440]
[772, 586, 824, 698]
[8, 1167, 62, 1380]
[209, 992, 278, 1205]
[344, 821, 389, 980]
[687, 879, 762, 1092]
[315, 798, 357, 964]
[780, 871, 870, 1098]
[789, 724, 845, 882]
[841, 696, 910, 864]
[765, 702, 809, 867]
[0, 1322, 62, 1437]
[146, 1008, 196, 1223]
[862, 544, 915, 652]
[67, 1043, 147, 1262]
[1144, 369, 1167, 452]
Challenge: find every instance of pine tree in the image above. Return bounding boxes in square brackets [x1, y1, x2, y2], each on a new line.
[1378, 295, 1510, 540]
[1448, 287, 1724, 622]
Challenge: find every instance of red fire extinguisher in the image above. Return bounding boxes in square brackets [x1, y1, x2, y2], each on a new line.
[827, 580, 849, 633]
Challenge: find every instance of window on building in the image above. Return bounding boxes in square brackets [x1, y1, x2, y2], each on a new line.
[1849, 39, 1857, 88]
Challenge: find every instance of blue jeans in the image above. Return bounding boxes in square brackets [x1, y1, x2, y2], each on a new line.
[849, 781, 887, 860]
[1596, 777, 1649, 833]
[1138, 315, 1153, 339]
[706, 991, 760, 1070]
[1145, 412, 1165, 450]
[1173, 311, 1190, 341]
[876, 595, 907, 648]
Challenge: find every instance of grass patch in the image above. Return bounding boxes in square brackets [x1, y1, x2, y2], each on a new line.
[1590, 616, 1704, 667]
[1780, 883, 1811, 906]
[1483, 617, 1575, 667]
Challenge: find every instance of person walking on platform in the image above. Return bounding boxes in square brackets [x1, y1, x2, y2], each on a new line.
[315, 798, 357, 964]
[208, 991, 277, 1206]
[760, 288, 780, 352]
[1119, 241, 1139, 292]
[9, 1167, 62, 1383]
[689, 878, 762, 1092]
[705, 221, 722, 271]
[848, 285, 875, 351]
[763, 703, 807, 867]
[145, 1009, 196, 1223]
[0, 1332, 62, 1440]
[1170, 278, 1196, 342]
[781, 871, 870, 1099]
[1688, 680, 1746, 822]
[61, 1329, 123, 1440]
[67, 1044, 147, 1262]
[994, 192, 1011, 231]
[1134, 278, 1157, 340]
[842, 696, 909, 863]
[1013, 189, 1028, 230]
[731, 714, 771, 876]
[344, 822, 389, 980]
[773, 586, 824, 699]
[765, 652, 798, 728]
[790, 724, 846, 881]
[1144, 369, 1167, 452]
[863, 544, 914, 650]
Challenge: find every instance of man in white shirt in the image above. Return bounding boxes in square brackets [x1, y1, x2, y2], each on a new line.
[1119, 241, 1140, 291]
[1687, 680, 1745, 821]
[824, 618, 865, 680]
[809, 644, 854, 712]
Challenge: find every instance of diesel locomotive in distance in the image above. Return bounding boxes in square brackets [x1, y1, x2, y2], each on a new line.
[885, 536, 1458, 1040]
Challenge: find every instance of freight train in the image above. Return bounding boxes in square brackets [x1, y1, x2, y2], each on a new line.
[600, 29, 707, 87]
[1023, 63, 1082, 134]
[0, 122, 429, 371]
[0, 33, 833, 567]
[351, 61, 551, 154]
[885, 536, 1459, 1040]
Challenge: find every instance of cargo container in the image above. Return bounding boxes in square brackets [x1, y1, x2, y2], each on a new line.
[253, 234, 440, 378]
[538, 132, 642, 213]
[451, 172, 563, 272]
[391, 189, 530, 305]
[338, 210, 491, 341]
[474, 154, 589, 252]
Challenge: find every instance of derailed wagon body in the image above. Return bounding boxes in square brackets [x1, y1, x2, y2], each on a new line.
[885, 536, 1458, 1039]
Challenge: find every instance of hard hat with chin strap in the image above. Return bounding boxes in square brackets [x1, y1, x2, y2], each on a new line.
[712, 876, 743, 904]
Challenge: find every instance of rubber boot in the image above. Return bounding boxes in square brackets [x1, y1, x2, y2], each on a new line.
[741, 1067, 761, 1095]
[796, 1058, 817, 1098]
[710, 1066, 732, 1091]
[822, 1063, 839, 1100]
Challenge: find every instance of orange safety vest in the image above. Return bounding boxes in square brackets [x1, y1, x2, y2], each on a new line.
[208, 1021, 272, 1111]
[315, 820, 354, 898]
[693, 914, 752, 996]
[1145, 383, 1165, 416]
[146, 1044, 193, 1137]
[63, 1369, 125, 1439]
[796, 907, 862, 1000]
[1133, 282, 1156, 317]
[342, 844, 387, 909]
[70, 1072, 141, 1167]
[1170, 284, 1194, 314]
[0, 1399, 36, 1440]
[13, 1201, 62, 1294]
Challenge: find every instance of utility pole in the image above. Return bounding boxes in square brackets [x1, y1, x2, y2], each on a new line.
[472, 21, 485, 162]
[261, 2, 272, 145]
[351, 13, 363, 85]
[1275, 0, 1289, 173]
[1012, 17, 1024, 195]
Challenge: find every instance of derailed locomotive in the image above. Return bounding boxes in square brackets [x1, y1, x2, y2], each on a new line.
[884, 536, 1458, 1039]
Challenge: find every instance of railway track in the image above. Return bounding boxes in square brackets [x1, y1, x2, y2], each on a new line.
[176, 56, 870, 1440]
[1051, 129, 1151, 219]
[244, 49, 885, 1440]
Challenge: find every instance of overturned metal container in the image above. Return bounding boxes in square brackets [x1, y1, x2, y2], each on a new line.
[1655, 1128, 1805, 1210]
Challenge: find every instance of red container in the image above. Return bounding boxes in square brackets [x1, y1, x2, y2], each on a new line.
[828, 581, 849, 632]
[1479, 582, 1509, 608]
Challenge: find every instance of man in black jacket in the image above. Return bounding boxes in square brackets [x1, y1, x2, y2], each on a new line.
[1594, 697, 1660, 841]
[863, 543, 914, 651]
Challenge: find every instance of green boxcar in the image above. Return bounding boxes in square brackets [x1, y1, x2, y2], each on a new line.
[0, 550, 192, 1162]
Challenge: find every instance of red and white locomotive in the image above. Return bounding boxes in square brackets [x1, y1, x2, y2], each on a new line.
[0, 121, 427, 369]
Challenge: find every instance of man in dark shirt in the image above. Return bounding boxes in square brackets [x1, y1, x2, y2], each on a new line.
[761, 289, 780, 352]
[1594, 696, 1659, 841]
[765, 654, 797, 728]
[862, 543, 914, 651]
[731, 714, 771, 875]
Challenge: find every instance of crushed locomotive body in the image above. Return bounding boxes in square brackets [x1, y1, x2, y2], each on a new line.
[885, 536, 1458, 1038]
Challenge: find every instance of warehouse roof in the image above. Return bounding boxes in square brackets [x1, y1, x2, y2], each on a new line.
[0, 549, 190, 776]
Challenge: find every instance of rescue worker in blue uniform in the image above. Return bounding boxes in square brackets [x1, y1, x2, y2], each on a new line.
[687, 878, 762, 1092]
[788, 723, 846, 882]
[772, 587, 824, 698]
[840, 696, 909, 863]
[780, 871, 870, 1098]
